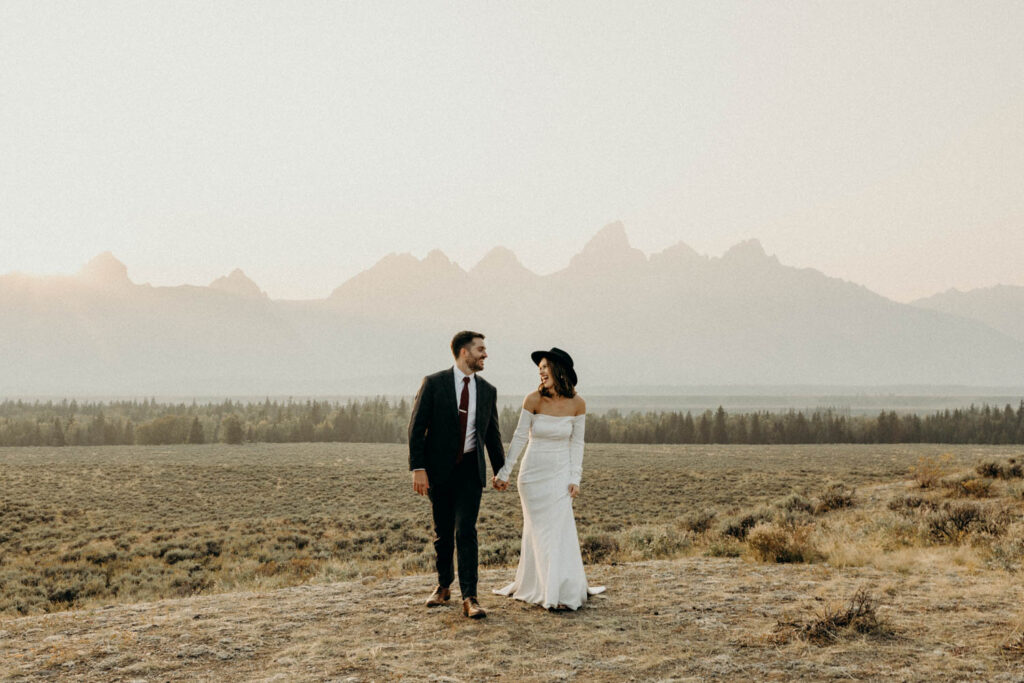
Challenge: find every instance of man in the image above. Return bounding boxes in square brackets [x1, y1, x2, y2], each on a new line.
[409, 331, 505, 619]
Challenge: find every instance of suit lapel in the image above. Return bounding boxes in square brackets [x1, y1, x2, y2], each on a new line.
[475, 376, 488, 428]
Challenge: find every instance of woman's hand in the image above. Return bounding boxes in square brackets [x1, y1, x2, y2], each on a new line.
[568, 484, 580, 498]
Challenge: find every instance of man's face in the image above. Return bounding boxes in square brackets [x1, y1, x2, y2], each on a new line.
[462, 337, 487, 373]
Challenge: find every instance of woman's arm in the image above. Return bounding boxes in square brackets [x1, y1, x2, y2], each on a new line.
[494, 394, 537, 483]
[569, 413, 586, 488]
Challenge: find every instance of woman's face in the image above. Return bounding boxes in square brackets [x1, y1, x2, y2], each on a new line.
[538, 358, 555, 390]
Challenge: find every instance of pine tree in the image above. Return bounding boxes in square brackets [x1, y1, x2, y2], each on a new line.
[222, 415, 244, 445]
[698, 412, 711, 443]
[682, 412, 696, 443]
[52, 417, 65, 447]
[734, 415, 748, 443]
[712, 406, 728, 444]
[187, 417, 205, 444]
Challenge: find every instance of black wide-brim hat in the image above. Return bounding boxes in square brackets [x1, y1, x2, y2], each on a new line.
[530, 347, 578, 386]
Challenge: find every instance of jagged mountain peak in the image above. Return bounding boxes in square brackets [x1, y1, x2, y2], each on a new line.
[580, 221, 631, 252]
[423, 249, 448, 263]
[470, 246, 532, 276]
[650, 240, 704, 268]
[77, 252, 131, 287]
[721, 239, 778, 264]
[567, 221, 647, 272]
[328, 249, 466, 300]
[377, 252, 419, 268]
[209, 269, 267, 298]
[422, 249, 460, 269]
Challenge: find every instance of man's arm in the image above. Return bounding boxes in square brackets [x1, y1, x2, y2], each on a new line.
[408, 376, 432, 473]
[483, 385, 505, 475]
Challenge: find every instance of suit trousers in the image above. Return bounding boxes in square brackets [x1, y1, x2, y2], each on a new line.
[428, 453, 482, 598]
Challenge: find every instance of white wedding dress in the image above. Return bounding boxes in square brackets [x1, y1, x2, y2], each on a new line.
[492, 411, 605, 610]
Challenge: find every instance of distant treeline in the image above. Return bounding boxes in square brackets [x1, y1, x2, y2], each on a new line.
[3, 398, 1024, 447]
[0, 398, 407, 447]
[6, 395, 1024, 448]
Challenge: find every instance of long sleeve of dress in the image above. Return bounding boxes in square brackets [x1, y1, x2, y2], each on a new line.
[496, 409, 533, 482]
[569, 414, 586, 486]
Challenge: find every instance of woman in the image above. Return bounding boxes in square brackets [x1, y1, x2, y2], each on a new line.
[492, 347, 605, 610]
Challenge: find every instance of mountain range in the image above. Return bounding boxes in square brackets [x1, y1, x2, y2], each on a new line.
[911, 285, 1024, 345]
[2, 222, 1023, 396]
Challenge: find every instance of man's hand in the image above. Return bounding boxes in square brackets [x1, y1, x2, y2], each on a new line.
[492, 476, 508, 491]
[413, 470, 430, 496]
[568, 484, 580, 498]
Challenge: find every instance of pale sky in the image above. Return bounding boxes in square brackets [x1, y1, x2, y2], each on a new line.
[1, 1, 1022, 302]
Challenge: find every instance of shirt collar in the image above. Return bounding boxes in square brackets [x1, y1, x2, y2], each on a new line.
[453, 366, 475, 384]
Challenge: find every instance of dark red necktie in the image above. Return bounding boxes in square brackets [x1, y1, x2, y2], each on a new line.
[456, 376, 470, 464]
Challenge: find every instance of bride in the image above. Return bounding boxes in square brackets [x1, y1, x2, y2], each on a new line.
[492, 347, 605, 610]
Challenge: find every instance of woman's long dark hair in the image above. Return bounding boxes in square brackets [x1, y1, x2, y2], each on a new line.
[538, 356, 577, 398]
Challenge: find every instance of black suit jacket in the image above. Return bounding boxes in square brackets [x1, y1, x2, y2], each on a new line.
[408, 368, 505, 487]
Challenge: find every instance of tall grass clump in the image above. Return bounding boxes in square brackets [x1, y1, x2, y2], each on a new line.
[910, 454, 954, 489]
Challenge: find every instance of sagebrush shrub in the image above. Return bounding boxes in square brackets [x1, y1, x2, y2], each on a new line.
[887, 495, 932, 515]
[814, 482, 855, 514]
[720, 508, 773, 540]
[626, 525, 691, 558]
[479, 541, 516, 566]
[926, 502, 983, 543]
[977, 461, 1002, 478]
[1002, 462, 1024, 479]
[978, 459, 1024, 480]
[775, 493, 813, 514]
[81, 540, 119, 565]
[987, 523, 1024, 571]
[747, 522, 819, 563]
[580, 533, 620, 563]
[681, 508, 717, 534]
[776, 587, 891, 644]
[942, 475, 992, 499]
[704, 539, 743, 558]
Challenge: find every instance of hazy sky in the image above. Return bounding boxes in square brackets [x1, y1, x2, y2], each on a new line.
[2, 1, 1022, 302]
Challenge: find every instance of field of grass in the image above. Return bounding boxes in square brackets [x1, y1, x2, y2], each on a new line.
[5, 442, 1024, 680]
[2, 442, 1023, 619]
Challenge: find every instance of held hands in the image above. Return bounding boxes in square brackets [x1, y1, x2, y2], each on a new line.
[568, 484, 580, 498]
[412, 470, 430, 496]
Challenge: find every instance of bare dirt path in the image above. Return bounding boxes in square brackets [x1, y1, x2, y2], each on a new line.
[3, 557, 1023, 682]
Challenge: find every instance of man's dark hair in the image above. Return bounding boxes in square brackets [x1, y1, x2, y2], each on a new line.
[451, 330, 484, 359]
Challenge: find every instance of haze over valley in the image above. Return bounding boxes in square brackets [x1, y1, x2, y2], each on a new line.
[3, 222, 1023, 399]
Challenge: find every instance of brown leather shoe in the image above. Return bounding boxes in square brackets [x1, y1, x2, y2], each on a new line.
[425, 586, 451, 607]
[463, 596, 487, 619]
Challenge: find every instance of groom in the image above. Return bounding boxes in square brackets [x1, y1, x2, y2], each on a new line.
[409, 331, 505, 619]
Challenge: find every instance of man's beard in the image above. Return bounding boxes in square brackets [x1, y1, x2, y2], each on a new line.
[468, 356, 485, 372]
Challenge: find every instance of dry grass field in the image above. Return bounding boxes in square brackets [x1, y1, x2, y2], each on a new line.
[3, 442, 1024, 680]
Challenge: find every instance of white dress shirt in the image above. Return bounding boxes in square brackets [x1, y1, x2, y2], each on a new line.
[453, 365, 477, 453]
